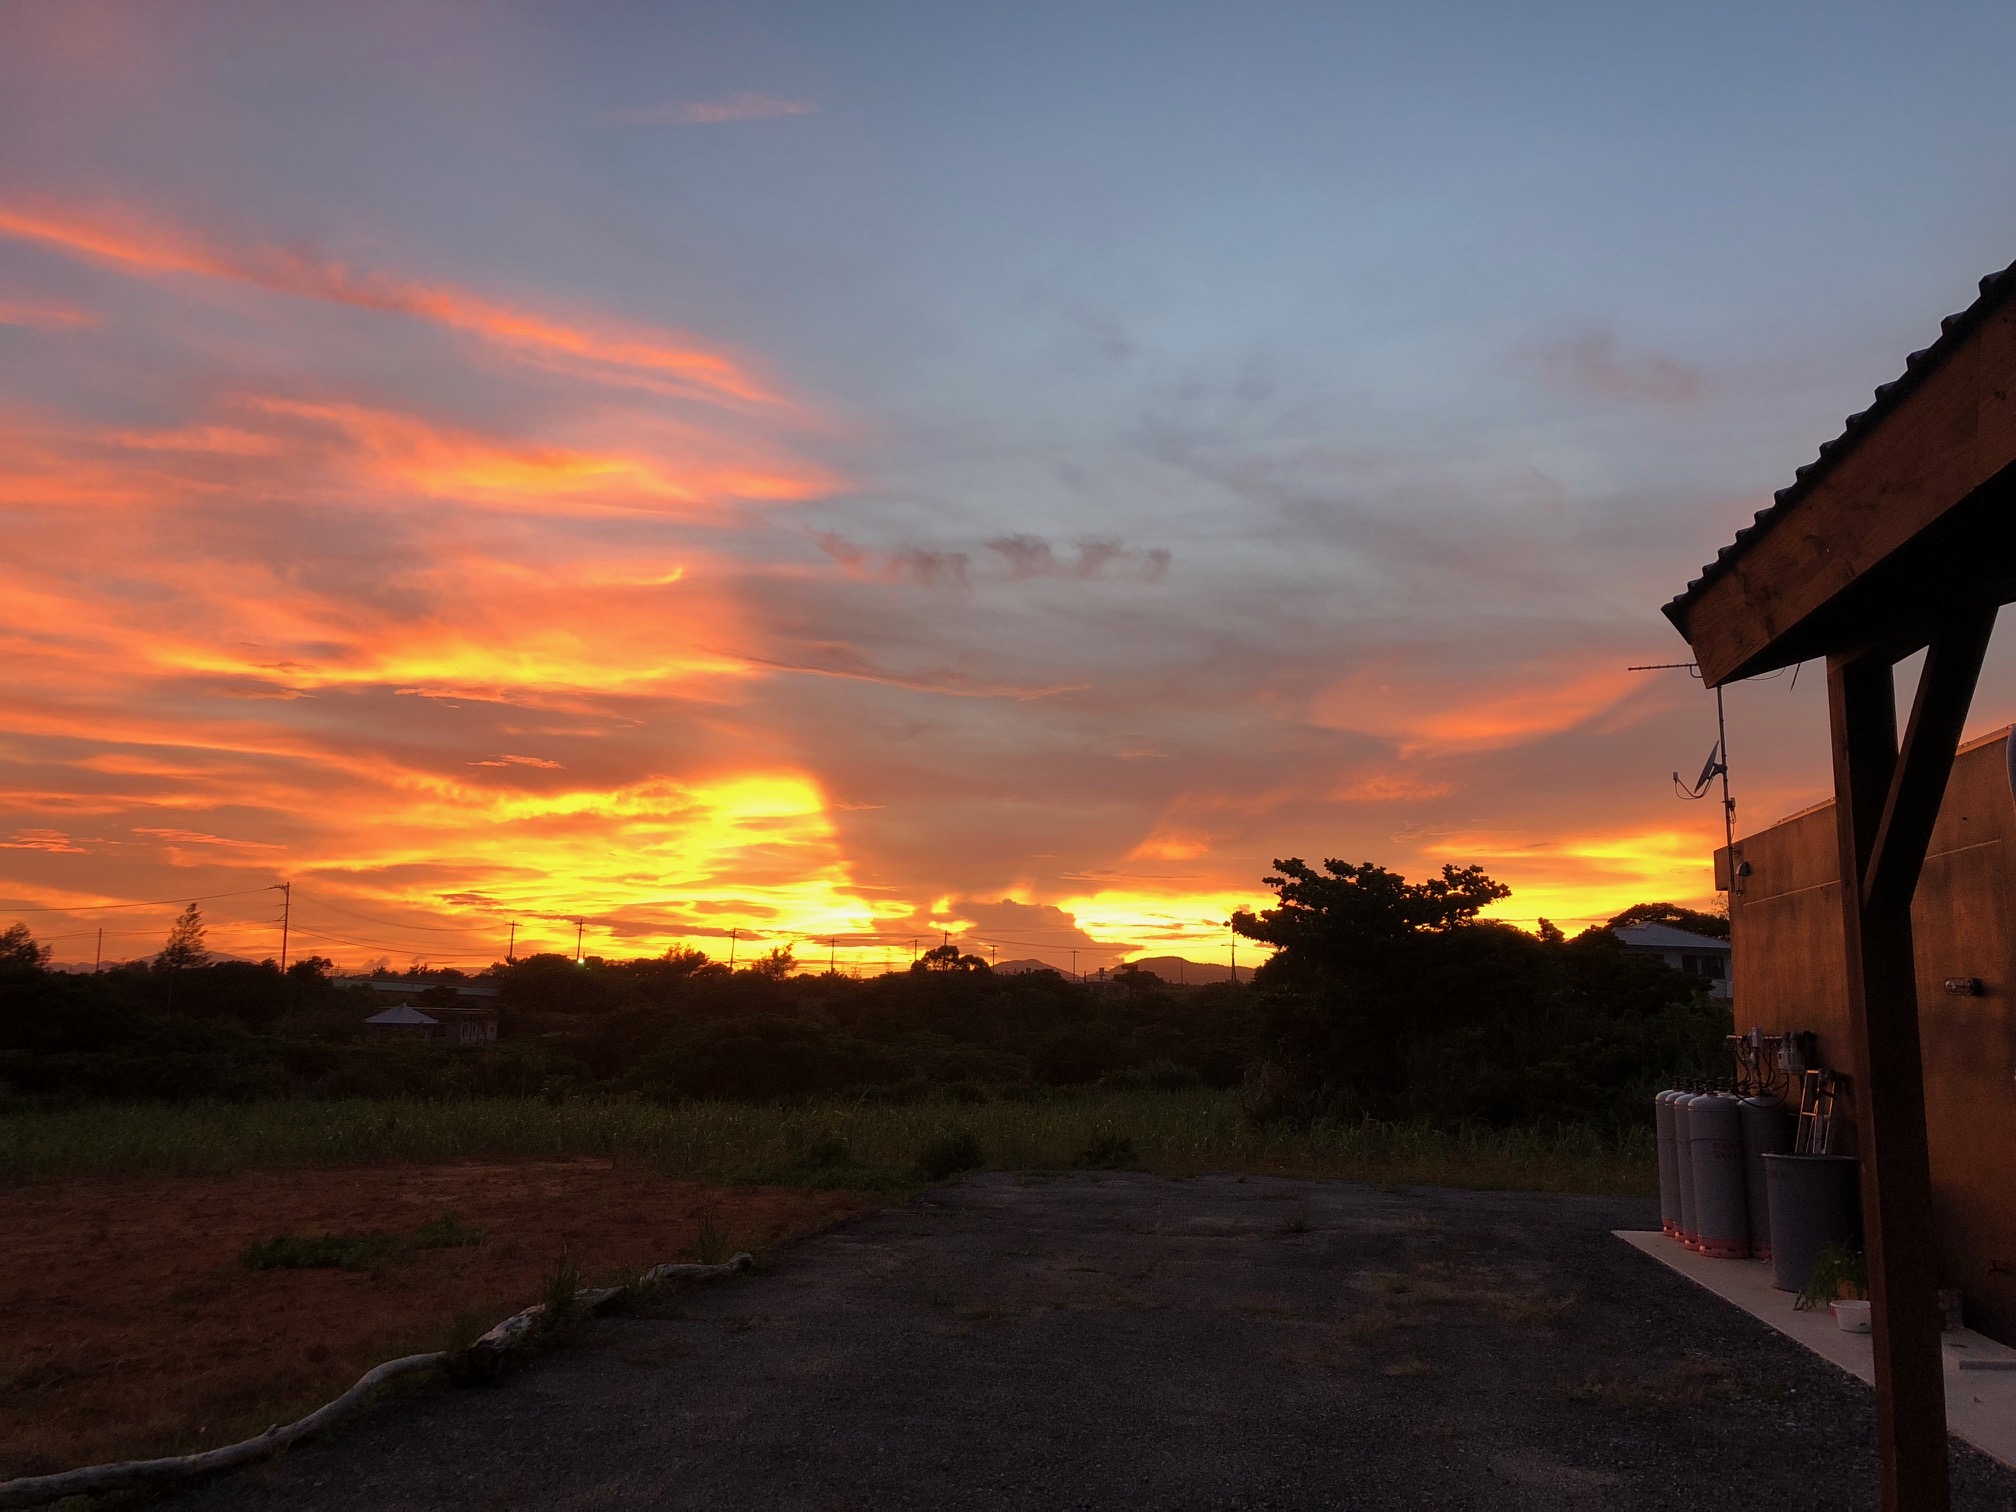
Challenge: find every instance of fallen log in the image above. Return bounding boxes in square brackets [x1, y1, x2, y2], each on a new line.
[0, 1353, 443, 1510]
[0, 1250, 756, 1509]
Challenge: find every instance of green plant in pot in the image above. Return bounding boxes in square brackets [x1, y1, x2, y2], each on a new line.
[1796, 1242, 1870, 1330]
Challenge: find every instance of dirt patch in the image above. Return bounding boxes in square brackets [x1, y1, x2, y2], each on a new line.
[0, 1160, 876, 1478]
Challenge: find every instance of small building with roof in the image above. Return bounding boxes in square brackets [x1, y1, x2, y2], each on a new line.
[1610, 923, 1732, 1001]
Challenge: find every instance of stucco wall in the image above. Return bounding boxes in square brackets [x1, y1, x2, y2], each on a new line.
[1725, 727, 2016, 1341]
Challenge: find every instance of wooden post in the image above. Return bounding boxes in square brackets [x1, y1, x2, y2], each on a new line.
[1825, 611, 1995, 1512]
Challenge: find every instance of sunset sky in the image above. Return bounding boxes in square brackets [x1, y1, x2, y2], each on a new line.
[4, 3, 2016, 973]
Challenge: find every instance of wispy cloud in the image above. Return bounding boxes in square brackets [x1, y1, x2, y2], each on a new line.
[605, 92, 820, 127]
[0, 200, 781, 405]
[985, 535, 1171, 582]
[1518, 326, 1704, 405]
[0, 297, 98, 330]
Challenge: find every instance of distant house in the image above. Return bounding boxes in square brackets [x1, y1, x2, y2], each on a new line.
[364, 1003, 442, 1036]
[1610, 923, 1732, 1002]
[355, 981, 499, 1044]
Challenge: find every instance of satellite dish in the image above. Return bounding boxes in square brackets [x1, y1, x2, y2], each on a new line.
[1673, 741, 1725, 800]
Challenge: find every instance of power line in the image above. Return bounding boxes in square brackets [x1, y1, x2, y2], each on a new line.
[291, 893, 501, 936]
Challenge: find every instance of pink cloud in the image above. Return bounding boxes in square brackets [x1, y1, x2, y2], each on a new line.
[606, 92, 820, 127]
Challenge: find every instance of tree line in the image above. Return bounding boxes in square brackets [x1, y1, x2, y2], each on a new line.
[0, 862, 1729, 1128]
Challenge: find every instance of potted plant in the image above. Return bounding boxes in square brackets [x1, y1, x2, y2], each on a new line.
[1795, 1241, 1870, 1331]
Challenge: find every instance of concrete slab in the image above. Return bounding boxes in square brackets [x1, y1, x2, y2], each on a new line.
[1617, 1229, 2016, 1469]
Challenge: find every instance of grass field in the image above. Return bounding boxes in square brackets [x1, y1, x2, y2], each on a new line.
[0, 1091, 1656, 1195]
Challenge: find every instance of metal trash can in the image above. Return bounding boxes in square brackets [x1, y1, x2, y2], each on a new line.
[1763, 1152, 1861, 1293]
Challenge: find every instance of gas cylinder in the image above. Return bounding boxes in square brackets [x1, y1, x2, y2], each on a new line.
[1739, 1094, 1795, 1262]
[1654, 1090, 1682, 1238]
[1674, 1091, 1700, 1248]
[1689, 1091, 1750, 1259]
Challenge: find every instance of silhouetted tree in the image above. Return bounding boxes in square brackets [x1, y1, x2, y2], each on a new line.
[0, 923, 49, 971]
[1604, 900, 1729, 940]
[912, 943, 990, 974]
[156, 905, 208, 970]
[1233, 858, 1718, 1127]
[747, 945, 795, 980]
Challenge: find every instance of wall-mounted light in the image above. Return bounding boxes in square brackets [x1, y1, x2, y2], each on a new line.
[1944, 977, 1985, 996]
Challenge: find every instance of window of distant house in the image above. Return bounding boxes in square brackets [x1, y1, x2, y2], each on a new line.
[1682, 954, 1726, 980]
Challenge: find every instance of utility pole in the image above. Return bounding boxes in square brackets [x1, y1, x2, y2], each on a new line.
[729, 928, 739, 970]
[910, 937, 918, 963]
[829, 937, 836, 974]
[574, 919, 584, 964]
[1070, 947, 1078, 980]
[1229, 938, 1237, 984]
[507, 921, 516, 963]
[93, 927, 102, 973]
[989, 943, 996, 968]
[275, 881, 291, 972]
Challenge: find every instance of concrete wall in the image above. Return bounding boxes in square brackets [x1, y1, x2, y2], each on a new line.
[1724, 727, 2016, 1341]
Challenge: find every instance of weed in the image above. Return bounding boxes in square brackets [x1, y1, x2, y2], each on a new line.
[534, 1252, 585, 1342]
[239, 1232, 400, 1272]
[690, 1217, 728, 1266]
[412, 1211, 484, 1250]
[1567, 1354, 1737, 1414]
[804, 1138, 852, 1169]
[1071, 1132, 1138, 1170]
[916, 1129, 985, 1181]
[443, 1310, 489, 1353]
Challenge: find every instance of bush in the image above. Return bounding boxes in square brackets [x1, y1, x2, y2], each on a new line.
[241, 1231, 400, 1271]
[915, 1129, 985, 1181]
[1071, 1132, 1138, 1169]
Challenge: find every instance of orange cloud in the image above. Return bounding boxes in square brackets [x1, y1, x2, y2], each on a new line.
[0, 201, 780, 405]
[1312, 654, 1645, 756]
[251, 398, 834, 515]
[1330, 771, 1453, 803]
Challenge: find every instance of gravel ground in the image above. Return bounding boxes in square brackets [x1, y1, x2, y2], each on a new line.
[171, 1172, 2016, 1510]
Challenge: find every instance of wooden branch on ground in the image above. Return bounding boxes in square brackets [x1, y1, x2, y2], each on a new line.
[0, 1251, 757, 1509]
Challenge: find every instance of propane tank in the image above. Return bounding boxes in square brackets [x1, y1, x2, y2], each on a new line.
[1674, 1091, 1700, 1247]
[1689, 1091, 1750, 1259]
[1654, 1090, 1682, 1238]
[1739, 1094, 1795, 1262]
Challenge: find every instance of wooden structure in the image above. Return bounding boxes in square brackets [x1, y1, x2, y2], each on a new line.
[1664, 255, 2016, 1510]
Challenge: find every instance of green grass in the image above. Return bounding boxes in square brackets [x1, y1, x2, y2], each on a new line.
[0, 1091, 1655, 1196]
[240, 1231, 402, 1271]
[239, 1210, 485, 1270]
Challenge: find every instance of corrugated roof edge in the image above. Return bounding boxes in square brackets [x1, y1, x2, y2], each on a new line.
[1663, 256, 2016, 632]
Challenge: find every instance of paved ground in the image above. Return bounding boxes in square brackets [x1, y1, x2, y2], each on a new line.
[174, 1173, 2016, 1510]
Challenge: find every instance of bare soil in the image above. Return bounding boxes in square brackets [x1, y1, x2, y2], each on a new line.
[0, 1160, 875, 1478]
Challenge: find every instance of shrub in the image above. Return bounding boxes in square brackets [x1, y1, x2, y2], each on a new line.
[412, 1211, 484, 1250]
[241, 1231, 400, 1271]
[803, 1137, 852, 1169]
[915, 1129, 985, 1181]
[1072, 1132, 1138, 1169]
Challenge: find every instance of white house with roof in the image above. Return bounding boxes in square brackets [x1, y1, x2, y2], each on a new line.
[1610, 922, 1732, 1002]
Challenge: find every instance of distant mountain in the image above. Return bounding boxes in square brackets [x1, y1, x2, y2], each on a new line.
[1120, 955, 1253, 985]
[977, 954, 1254, 984]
